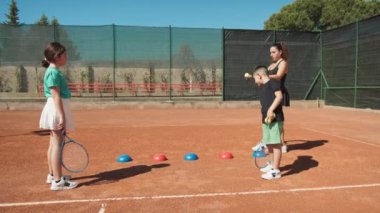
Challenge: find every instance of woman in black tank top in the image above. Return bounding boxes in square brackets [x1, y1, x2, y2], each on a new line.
[268, 43, 290, 152]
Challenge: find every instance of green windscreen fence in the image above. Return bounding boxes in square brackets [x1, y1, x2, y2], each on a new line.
[223, 30, 320, 101]
[114, 26, 170, 97]
[0, 25, 222, 98]
[0, 15, 379, 109]
[0, 25, 55, 94]
[323, 15, 380, 109]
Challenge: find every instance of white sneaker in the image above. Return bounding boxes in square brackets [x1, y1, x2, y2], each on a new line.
[281, 145, 288, 153]
[261, 169, 281, 180]
[50, 177, 78, 191]
[46, 174, 71, 184]
[260, 162, 272, 173]
[252, 141, 266, 151]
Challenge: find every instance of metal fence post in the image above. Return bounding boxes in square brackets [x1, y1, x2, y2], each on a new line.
[169, 25, 172, 101]
[320, 30, 323, 99]
[222, 28, 225, 101]
[354, 20, 359, 108]
[112, 24, 116, 100]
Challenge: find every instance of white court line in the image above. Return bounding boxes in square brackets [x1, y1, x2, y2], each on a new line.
[301, 127, 380, 148]
[1, 183, 379, 207]
[98, 203, 106, 213]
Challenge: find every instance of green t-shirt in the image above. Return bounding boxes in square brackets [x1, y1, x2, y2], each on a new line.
[43, 67, 71, 98]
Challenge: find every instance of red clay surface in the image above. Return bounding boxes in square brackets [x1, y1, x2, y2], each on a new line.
[1, 106, 380, 212]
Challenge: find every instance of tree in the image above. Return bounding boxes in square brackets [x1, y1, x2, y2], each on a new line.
[320, 0, 380, 30]
[51, 17, 59, 26]
[1, 0, 24, 63]
[176, 44, 207, 93]
[16, 65, 28, 92]
[21, 15, 54, 64]
[12, 15, 81, 65]
[264, 0, 380, 31]
[33, 15, 80, 62]
[4, 0, 20, 25]
[54, 24, 81, 62]
[37, 14, 49, 25]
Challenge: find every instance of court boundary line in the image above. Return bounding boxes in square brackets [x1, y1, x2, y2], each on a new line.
[1, 183, 379, 207]
[301, 127, 380, 148]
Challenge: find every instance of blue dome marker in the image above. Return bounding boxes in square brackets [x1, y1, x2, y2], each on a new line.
[184, 152, 199, 161]
[117, 154, 133, 162]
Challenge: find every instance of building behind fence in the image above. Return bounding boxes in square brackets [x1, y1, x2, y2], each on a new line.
[0, 15, 379, 109]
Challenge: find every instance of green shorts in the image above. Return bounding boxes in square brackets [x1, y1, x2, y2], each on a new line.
[262, 122, 283, 145]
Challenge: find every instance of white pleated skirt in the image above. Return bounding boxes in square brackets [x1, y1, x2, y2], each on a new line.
[39, 98, 74, 131]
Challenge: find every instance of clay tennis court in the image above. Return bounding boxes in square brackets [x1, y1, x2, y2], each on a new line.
[0, 102, 379, 212]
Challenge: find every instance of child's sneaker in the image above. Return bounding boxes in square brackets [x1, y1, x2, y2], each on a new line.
[261, 169, 281, 180]
[46, 174, 71, 184]
[50, 177, 78, 191]
[260, 162, 272, 173]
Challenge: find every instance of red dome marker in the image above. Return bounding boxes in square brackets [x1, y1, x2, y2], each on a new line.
[220, 152, 234, 159]
[153, 153, 168, 161]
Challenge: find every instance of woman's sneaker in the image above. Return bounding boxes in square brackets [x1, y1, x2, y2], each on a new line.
[281, 145, 288, 153]
[261, 169, 281, 180]
[50, 177, 78, 191]
[46, 174, 71, 184]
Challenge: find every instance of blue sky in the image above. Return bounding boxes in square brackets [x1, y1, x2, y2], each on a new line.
[0, 0, 293, 29]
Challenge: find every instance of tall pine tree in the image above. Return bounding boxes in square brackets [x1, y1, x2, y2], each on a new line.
[37, 14, 49, 25]
[4, 0, 20, 25]
[2, 0, 24, 63]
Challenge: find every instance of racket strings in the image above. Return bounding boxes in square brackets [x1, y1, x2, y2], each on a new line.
[61, 142, 89, 172]
[254, 153, 272, 169]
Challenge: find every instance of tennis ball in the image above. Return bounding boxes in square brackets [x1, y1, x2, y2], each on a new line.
[265, 114, 276, 124]
[244, 73, 252, 78]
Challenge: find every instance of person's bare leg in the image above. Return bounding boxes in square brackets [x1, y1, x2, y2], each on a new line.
[271, 144, 282, 170]
[47, 133, 53, 176]
[280, 124, 288, 153]
[51, 130, 63, 181]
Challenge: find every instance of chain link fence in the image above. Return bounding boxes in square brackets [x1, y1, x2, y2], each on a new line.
[0, 15, 379, 109]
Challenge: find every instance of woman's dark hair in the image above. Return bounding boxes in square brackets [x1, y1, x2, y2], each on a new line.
[271, 42, 289, 61]
[41, 42, 66, 68]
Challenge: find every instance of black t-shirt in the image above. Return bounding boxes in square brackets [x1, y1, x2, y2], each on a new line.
[259, 79, 284, 123]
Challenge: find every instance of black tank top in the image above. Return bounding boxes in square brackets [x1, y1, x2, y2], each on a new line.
[268, 60, 287, 90]
[268, 60, 290, 107]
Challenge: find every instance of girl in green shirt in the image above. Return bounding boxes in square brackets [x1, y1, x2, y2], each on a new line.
[39, 42, 78, 190]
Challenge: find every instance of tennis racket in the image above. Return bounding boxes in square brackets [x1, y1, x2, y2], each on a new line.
[61, 131, 89, 173]
[252, 144, 271, 169]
